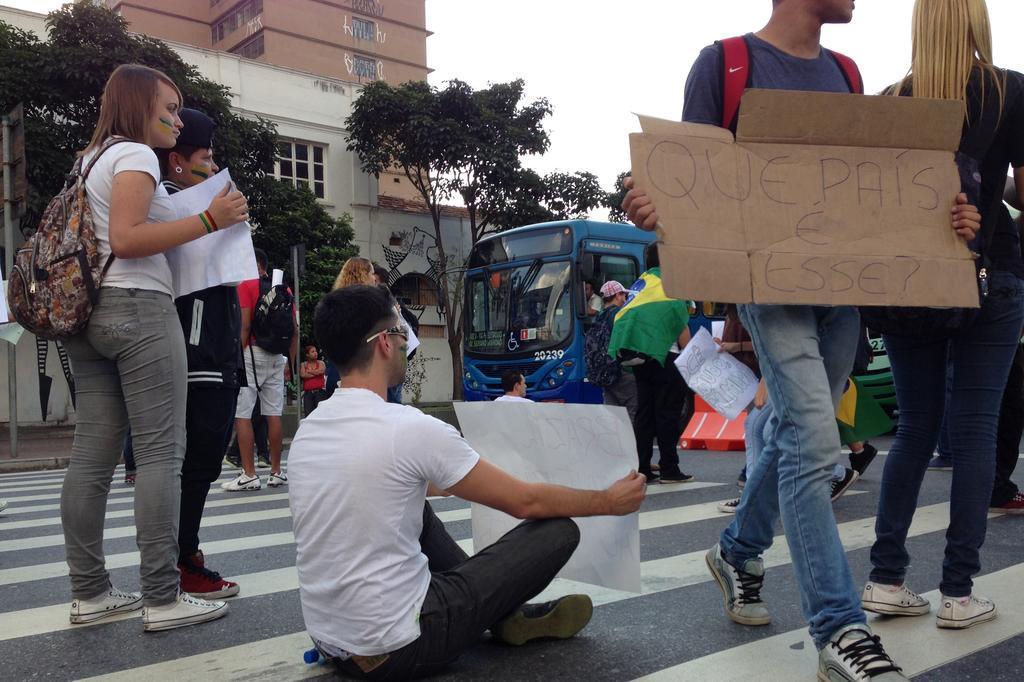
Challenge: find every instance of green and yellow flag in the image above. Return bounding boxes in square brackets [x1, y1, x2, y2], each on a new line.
[836, 376, 893, 445]
[607, 267, 690, 366]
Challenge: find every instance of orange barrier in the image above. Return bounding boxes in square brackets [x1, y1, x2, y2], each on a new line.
[679, 396, 747, 451]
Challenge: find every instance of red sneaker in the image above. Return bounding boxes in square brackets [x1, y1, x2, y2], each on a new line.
[991, 491, 1024, 515]
[179, 550, 240, 599]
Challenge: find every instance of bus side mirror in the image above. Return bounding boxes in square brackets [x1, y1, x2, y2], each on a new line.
[579, 253, 596, 281]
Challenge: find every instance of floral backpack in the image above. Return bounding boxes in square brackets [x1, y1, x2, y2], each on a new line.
[8, 138, 127, 339]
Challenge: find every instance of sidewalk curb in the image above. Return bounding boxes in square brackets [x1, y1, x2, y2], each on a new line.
[0, 457, 70, 474]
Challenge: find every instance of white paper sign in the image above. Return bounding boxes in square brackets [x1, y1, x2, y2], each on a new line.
[454, 402, 641, 593]
[164, 169, 259, 297]
[711, 320, 725, 340]
[271, 269, 284, 287]
[0, 264, 8, 324]
[675, 327, 759, 420]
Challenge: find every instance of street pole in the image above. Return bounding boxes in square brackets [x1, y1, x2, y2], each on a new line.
[2, 114, 18, 458]
[291, 245, 301, 414]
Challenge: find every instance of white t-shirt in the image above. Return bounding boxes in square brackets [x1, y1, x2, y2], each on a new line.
[495, 394, 532, 402]
[289, 388, 480, 656]
[83, 140, 177, 295]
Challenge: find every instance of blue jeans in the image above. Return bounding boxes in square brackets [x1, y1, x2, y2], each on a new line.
[743, 404, 771, 478]
[721, 304, 863, 648]
[870, 271, 1024, 597]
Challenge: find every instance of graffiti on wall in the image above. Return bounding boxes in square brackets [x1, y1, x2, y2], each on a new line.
[352, 0, 385, 17]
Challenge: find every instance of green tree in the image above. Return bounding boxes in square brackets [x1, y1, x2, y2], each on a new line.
[0, 4, 355, 340]
[484, 169, 608, 231]
[346, 78, 553, 398]
[605, 171, 631, 223]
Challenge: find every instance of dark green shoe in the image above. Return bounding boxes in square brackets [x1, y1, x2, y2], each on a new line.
[491, 594, 594, 646]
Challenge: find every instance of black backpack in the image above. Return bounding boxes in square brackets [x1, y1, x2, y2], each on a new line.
[585, 307, 622, 388]
[252, 278, 295, 355]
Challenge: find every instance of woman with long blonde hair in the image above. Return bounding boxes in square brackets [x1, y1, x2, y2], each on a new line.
[60, 64, 248, 631]
[865, 0, 1024, 631]
[333, 256, 374, 290]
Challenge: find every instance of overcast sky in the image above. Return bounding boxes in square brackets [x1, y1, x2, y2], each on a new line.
[8, 0, 1024, 208]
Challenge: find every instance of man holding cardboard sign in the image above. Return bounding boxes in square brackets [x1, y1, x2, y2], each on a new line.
[622, 1, 980, 680]
[288, 285, 645, 679]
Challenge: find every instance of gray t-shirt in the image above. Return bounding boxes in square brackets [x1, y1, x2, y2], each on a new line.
[682, 33, 854, 126]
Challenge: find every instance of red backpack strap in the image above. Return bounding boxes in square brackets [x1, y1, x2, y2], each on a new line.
[828, 49, 864, 94]
[716, 36, 751, 131]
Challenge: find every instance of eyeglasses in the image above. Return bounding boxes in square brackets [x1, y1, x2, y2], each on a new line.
[365, 323, 409, 344]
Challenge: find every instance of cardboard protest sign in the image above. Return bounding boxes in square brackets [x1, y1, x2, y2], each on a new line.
[454, 402, 641, 593]
[629, 90, 978, 307]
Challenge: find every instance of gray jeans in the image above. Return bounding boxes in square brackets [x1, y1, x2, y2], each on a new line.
[602, 372, 638, 425]
[62, 288, 187, 606]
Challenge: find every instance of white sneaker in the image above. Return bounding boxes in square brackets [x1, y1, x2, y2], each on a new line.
[936, 593, 996, 629]
[142, 591, 228, 632]
[221, 473, 261, 491]
[818, 624, 906, 680]
[69, 586, 143, 624]
[717, 498, 740, 514]
[267, 471, 288, 487]
[861, 581, 930, 616]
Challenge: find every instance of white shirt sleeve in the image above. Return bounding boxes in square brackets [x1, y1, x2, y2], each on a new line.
[393, 410, 480, 490]
[109, 142, 161, 186]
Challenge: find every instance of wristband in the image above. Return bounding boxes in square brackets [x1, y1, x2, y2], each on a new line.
[204, 210, 219, 231]
[198, 211, 213, 234]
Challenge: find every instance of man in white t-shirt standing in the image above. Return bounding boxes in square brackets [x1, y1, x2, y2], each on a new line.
[495, 369, 531, 403]
[289, 285, 646, 678]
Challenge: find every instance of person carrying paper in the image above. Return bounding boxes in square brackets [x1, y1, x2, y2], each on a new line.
[621, 1, 982, 678]
[154, 107, 242, 601]
[289, 284, 645, 679]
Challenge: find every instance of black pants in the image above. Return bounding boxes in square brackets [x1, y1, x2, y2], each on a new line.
[993, 343, 1024, 506]
[302, 389, 325, 417]
[633, 355, 688, 476]
[337, 504, 580, 680]
[179, 385, 238, 558]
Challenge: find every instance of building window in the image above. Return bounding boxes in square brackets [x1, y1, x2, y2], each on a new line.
[276, 140, 326, 200]
[351, 54, 379, 81]
[232, 33, 264, 59]
[212, 0, 263, 43]
[392, 274, 440, 307]
[352, 17, 375, 41]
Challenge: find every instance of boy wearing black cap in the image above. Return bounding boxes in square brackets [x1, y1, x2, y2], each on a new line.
[156, 108, 243, 600]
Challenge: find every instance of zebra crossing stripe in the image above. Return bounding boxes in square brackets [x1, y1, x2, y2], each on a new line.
[637, 562, 1024, 681]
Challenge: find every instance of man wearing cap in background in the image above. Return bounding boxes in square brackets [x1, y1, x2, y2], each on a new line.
[155, 109, 242, 600]
[596, 281, 638, 426]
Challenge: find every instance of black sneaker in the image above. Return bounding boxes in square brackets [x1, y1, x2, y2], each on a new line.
[257, 455, 271, 469]
[641, 470, 660, 483]
[659, 471, 695, 484]
[831, 468, 860, 502]
[491, 594, 593, 646]
[849, 442, 878, 476]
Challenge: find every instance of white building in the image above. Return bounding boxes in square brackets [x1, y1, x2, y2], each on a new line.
[0, 4, 468, 426]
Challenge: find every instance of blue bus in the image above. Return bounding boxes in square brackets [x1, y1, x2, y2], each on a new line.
[462, 220, 725, 402]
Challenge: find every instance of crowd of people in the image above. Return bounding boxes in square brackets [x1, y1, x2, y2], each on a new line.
[24, 0, 1022, 679]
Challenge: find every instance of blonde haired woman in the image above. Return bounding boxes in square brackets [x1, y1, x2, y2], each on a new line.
[333, 256, 374, 290]
[865, 0, 1024, 630]
[61, 64, 248, 631]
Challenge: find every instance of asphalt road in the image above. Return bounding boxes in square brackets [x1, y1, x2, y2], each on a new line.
[1, 437, 1022, 680]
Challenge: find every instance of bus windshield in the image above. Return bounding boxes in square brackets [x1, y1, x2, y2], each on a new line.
[466, 260, 573, 355]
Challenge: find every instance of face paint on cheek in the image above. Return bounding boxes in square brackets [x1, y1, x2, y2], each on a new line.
[158, 117, 175, 133]
[190, 165, 210, 180]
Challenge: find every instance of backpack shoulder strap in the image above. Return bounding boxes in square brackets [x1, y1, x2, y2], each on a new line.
[716, 36, 752, 132]
[827, 49, 864, 94]
[80, 137, 133, 181]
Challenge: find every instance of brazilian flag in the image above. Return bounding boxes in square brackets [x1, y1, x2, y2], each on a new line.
[836, 376, 893, 445]
[607, 267, 689, 367]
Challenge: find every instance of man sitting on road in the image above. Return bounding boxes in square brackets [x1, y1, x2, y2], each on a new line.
[289, 285, 645, 679]
[496, 369, 532, 403]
